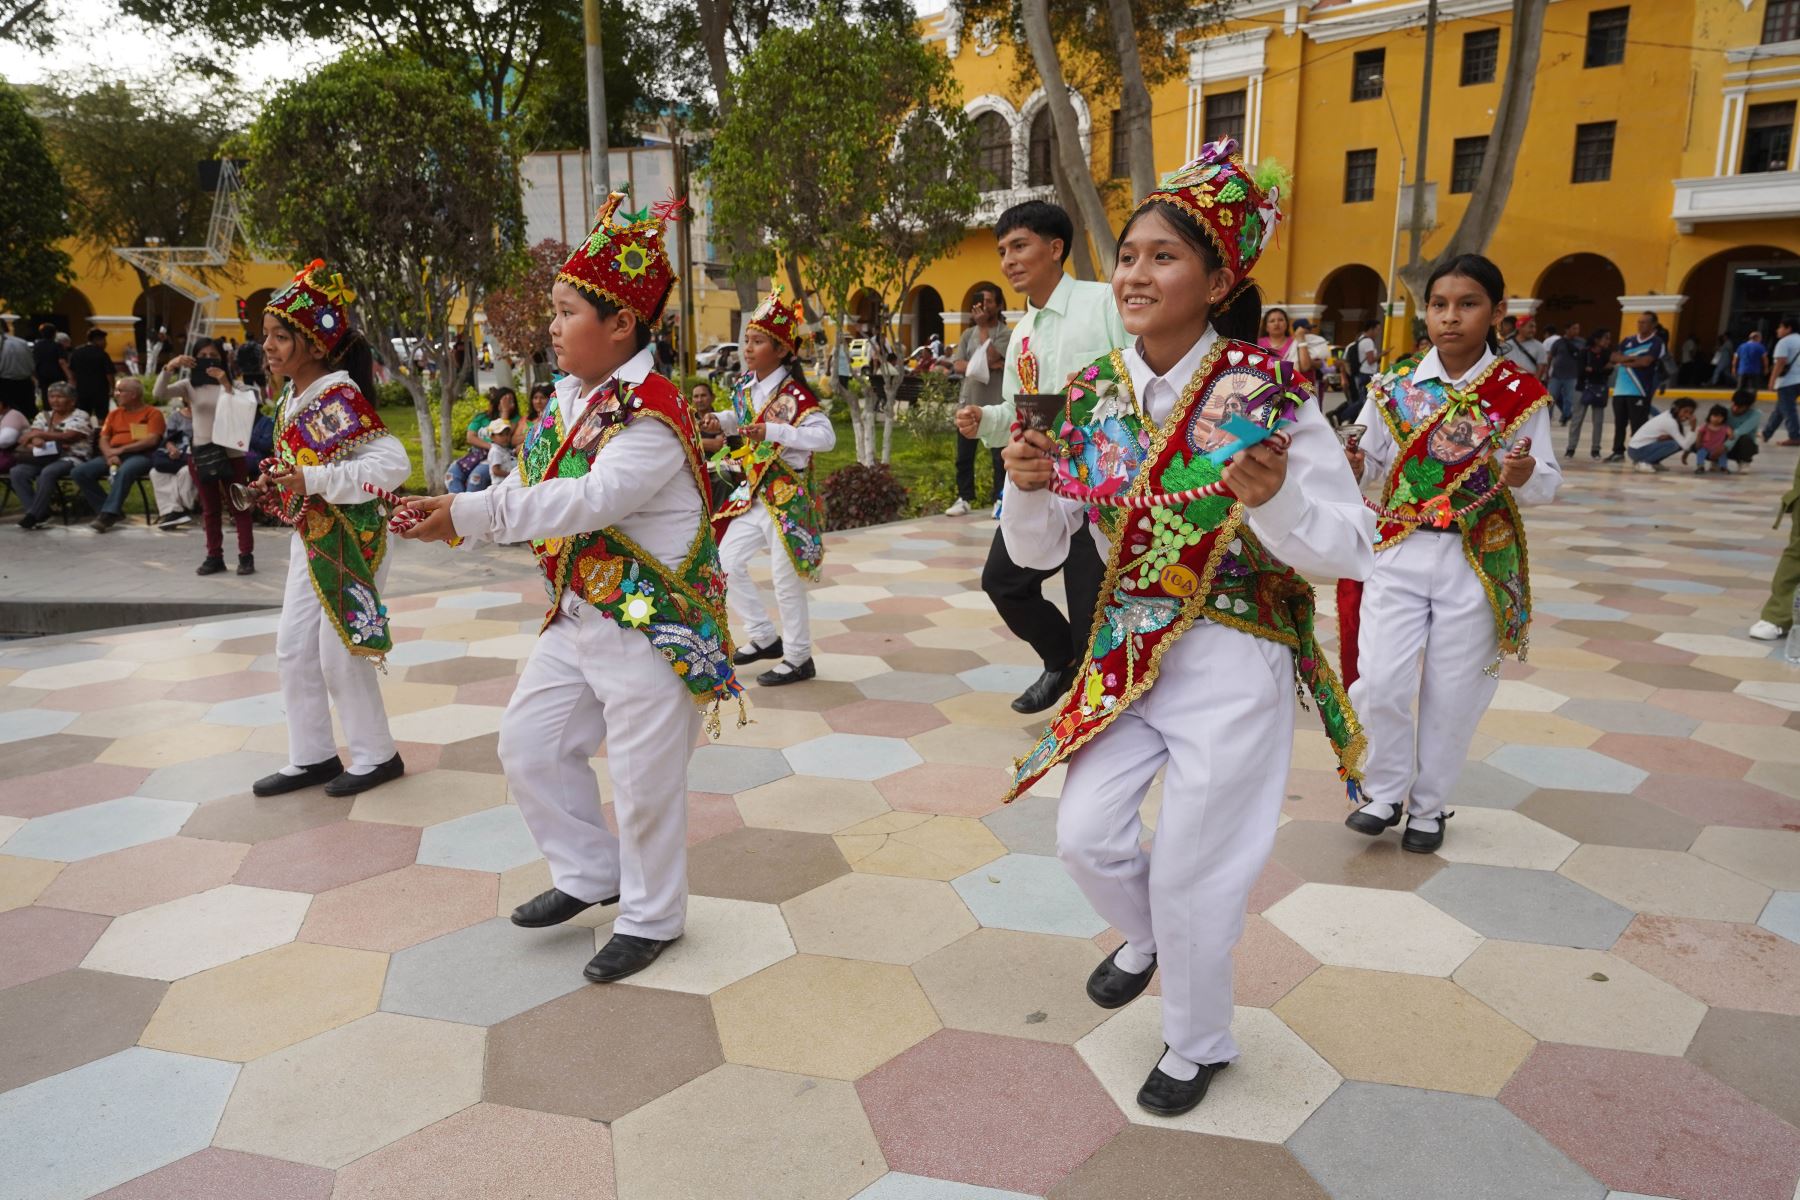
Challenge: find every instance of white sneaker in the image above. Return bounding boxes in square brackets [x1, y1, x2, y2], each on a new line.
[1748, 620, 1786, 641]
[1633, 461, 1659, 474]
[944, 497, 971, 516]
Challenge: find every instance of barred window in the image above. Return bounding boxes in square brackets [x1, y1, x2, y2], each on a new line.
[1763, 0, 1799, 44]
[1027, 108, 1055, 188]
[1109, 110, 1129, 179]
[1352, 49, 1384, 101]
[1451, 136, 1487, 193]
[1586, 7, 1628, 68]
[974, 111, 1012, 191]
[1344, 148, 1378, 202]
[1571, 121, 1615, 183]
[1461, 28, 1499, 85]
[1742, 101, 1795, 174]
[1203, 89, 1246, 148]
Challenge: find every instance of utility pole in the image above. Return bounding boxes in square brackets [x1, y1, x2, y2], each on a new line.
[1406, 0, 1438, 269]
[674, 138, 697, 382]
[584, 0, 611, 205]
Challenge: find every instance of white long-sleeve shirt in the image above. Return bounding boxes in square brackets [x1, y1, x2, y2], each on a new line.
[282, 371, 410, 505]
[1353, 346, 1562, 509]
[1002, 326, 1376, 585]
[154, 372, 229, 448]
[449, 347, 701, 570]
[1626, 410, 1697, 453]
[715, 366, 836, 470]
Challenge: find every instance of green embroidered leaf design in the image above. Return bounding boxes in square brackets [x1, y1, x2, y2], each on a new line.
[1401, 457, 1445, 496]
[1158, 451, 1232, 531]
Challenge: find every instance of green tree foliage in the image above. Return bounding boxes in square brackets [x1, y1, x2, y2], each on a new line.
[0, 82, 73, 314]
[1, 0, 56, 46]
[511, 1, 658, 151]
[245, 49, 525, 489]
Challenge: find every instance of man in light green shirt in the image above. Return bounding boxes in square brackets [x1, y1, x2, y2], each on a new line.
[952, 200, 1128, 715]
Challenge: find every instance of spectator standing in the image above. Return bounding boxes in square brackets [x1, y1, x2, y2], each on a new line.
[1565, 329, 1614, 460]
[1291, 318, 1329, 386]
[833, 337, 851, 396]
[1763, 315, 1800, 446]
[0, 320, 35, 415]
[31, 323, 70, 410]
[947, 284, 1011, 516]
[156, 338, 255, 575]
[1679, 333, 1702, 386]
[1500, 314, 1545, 379]
[1688, 404, 1733, 473]
[1545, 321, 1585, 425]
[1736, 330, 1768, 391]
[1710, 333, 1737, 387]
[11, 383, 96, 529]
[150, 390, 197, 527]
[73, 377, 165, 531]
[1726, 390, 1761, 473]
[68, 329, 116, 422]
[1257, 308, 1314, 375]
[1606, 313, 1666, 462]
[1344, 318, 1381, 420]
[1626, 396, 1698, 473]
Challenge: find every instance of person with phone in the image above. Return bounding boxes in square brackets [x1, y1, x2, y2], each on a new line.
[946, 284, 1010, 516]
[157, 338, 257, 574]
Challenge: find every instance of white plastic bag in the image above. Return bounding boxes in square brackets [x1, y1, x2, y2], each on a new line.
[210, 385, 259, 454]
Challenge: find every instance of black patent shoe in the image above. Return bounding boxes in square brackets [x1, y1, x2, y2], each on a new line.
[1011, 665, 1076, 714]
[1086, 947, 1157, 1010]
[1344, 803, 1403, 837]
[1401, 810, 1452, 855]
[251, 756, 344, 796]
[584, 932, 676, 983]
[1137, 1052, 1228, 1118]
[757, 658, 816, 686]
[510, 886, 619, 928]
[322, 753, 405, 797]
[733, 637, 783, 665]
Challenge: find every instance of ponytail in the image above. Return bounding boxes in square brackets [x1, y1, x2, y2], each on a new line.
[1212, 278, 1264, 344]
[331, 329, 380, 402]
[781, 350, 810, 391]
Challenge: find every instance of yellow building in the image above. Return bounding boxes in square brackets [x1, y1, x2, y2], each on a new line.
[883, 0, 1800, 371]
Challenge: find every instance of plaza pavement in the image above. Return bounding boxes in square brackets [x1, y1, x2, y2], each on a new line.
[0, 452, 1798, 1200]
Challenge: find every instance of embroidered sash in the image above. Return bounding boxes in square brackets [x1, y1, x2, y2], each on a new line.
[522, 372, 745, 732]
[1008, 341, 1366, 800]
[269, 381, 394, 661]
[710, 373, 826, 580]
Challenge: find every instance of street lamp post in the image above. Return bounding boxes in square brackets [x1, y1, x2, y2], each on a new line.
[584, 0, 611, 205]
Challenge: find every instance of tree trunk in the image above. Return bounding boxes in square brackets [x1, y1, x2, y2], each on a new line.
[1020, 0, 1116, 276]
[695, 0, 761, 330]
[1105, 0, 1157, 203]
[1052, 158, 1099, 281]
[1397, 0, 1549, 304]
[782, 257, 820, 331]
[1406, 0, 1439, 272]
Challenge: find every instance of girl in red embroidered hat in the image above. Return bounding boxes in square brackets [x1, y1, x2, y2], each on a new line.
[1338, 254, 1560, 856]
[998, 138, 1376, 1119]
[397, 193, 743, 987]
[707, 284, 835, 687]
[246, 259, 411, 802]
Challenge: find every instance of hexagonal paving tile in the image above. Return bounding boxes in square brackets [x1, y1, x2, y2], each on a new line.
[1555, 698, 1699, 737]
[1288, 1081, 1604, 1200]
[380, 917, 592, 1026]
[1275, 966, 1533, 1096]
[138, 941, 387, 1061]
[688, 743, 794, 793]
[981, 793, 1058, 856]
[298, 863, 498, 953]
[485, 982, 721, 1121]
[37, 835, 248, 915]
[1418, 865, 1635, 949]
[1453, 940, 1705, 1056]
[212, 1011, 484, 1169]
[617, 894, 795, 994]
[1264, 883, 1482, 976]
[233, 819, 421, 893]
[1500, 1043, 1800, 1200]
[1047, 1125, 1329, 1200]
[1270, 820, 1445, 890]
[0, 969, 166, 1092]
[346, 768, 508, 826]
[953, 853, 1107, 938]
[783, 872, 976, 966]
[1431, 807, 1578, 870]
[0, 1047, 240, 1200]
[414, 804, 542, 873]
[735, 775, 891, 834]
[1613, 915, 1800, 1015]
[2, 796, 196, 862]
[784, 733, 924, 782]
[1689, 826, 1800, 891]
[0, 762, 149, 820]
[1487, 745, 1647, 794]
[1076, 999, 1341, 1139]
[856, 670, 970, 704]
[914, 928, 1111, 1045]
[877, 762, 1011, 818]
[1684, 1007, 1800, 1130]
[613, 1064, 884, 1200]
[80, 884, 311, 981]
[88, 1149, 334, 1200]
[821, 699, 949, 738]
[688, 826, 850, 904]
[1515, 790, 1701, 851]
[712, 954, 941, 1080]
[855, 1176, 1037, 1200]
[1558, 845, 1770, 922]
[1760, 891, 1800, 944]
[332, 1103, 614, 1200]
[383, 703, 504, 745]
[1232, 914, 1320, 1007]
[858, 1029, 1126, 1196]
[1446, 760, 1537, 810]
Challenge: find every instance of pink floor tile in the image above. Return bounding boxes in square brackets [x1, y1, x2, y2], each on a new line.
[1647, 688, 1792, 727]
[1280, 769, 1358, 822]
[92, 1148, 334, 1200]
[1501, 1044, 1800, 1200]
[816, 632, 909, 657]
[455, 675, 521, 706]
[877, 763, 1012, 817]
[868, 596, 950, 615]
[234, 820, 422, 894]
[0, 763, 151, 820]
[298, 864, 498, 953]
[1635, 776, 1800, 830]
[1233, 914, 1319, 1007]
[826, 700, 950, 739]
[37, 679, 177, 713]
[856, 1029, 1126, 1195]
[38, 837, 249, 916]
[1590, 733, 1752, 779]
[1614, 915, 1800, 1015]
[333, 1103, 613, 1200]
[1247, 859, 1305, 913]
[163, 671, 282, 704]
[0, 906, 112, 990]
[1580, 639, 1694, 666]
[392, 742, 443, 775]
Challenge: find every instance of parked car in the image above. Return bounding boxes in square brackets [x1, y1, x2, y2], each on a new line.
[695, 342, 739, 370]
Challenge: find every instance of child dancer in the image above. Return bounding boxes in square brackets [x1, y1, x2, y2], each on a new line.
[1001, 140, 1373, 1116]
[250, 261, 410, 798]
[400, 196, 744, 984]
[710, 287, 834, 685]
[1340, 254, 1561, 853]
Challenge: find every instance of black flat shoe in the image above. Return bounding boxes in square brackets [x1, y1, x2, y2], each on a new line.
[1344, 804, 1402, 837]
[236, 554, 255, 576]
[196, 556, 226, 575]
[584, 932, 676, 983]
[322, 753, 405, 797]
[251, 756, 344, 796]
[1402, 810, 1452, 854]
[757, 658, 815, 686]
[1011, 665, 1076, 714]
[733, 637, 783, 665]
[1136, 1053, 1228, 1118]
[510, 887, 619, 928]
[1086, 947, 1157, 1009]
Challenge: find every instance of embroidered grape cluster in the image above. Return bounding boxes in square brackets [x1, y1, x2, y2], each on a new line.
[1133, 506, 1204, 587]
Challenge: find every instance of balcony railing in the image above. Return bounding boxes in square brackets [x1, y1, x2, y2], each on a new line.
[1671, 171, 1800, 232]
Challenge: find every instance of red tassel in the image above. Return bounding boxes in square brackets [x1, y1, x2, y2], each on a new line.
[650, 195, 688, 223]
[1337, 577, 1364, 688]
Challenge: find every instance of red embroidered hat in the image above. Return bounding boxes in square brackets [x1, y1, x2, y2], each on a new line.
[745, 284, 803, 352]
[1140, 137, 1288, 290]
[559, 192, 685, 325]
[266, 259, 357, 357]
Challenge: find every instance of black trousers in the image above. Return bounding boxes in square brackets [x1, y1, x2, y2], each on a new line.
[954, 432, 1003, 504]
[1728, 435, 1758, 465]
[1609, 392, 1651, 455]
[981, 522, 1105, 672]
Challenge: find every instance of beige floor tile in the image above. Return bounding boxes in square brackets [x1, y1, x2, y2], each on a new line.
[1474, 711, 1601, 748]
[712, 955, 940, 1080]
[783, 873, 975, 965]
[934, 691, 1040, 730]
[97, 722, 250, 768]
[1690, 826, 1800, 890]
[81, 883, 311, 980]
[1691, 721, 1800, 764]
[915, 927, 1112, 1044]
[348, 769, 508, 826]
[371, 681, 462, 717]
[618, 894, 795, 994]
[1274, 967, 1535, 1096]
[720, 708, 832, 751]
[139, 941, 387, 1060]
[834, 812, 1006, 880]
[736, 776, 891, 834]
[1452, 940, 1705, 1055]
[1560, 844, 1771, 922]
[909, 723, 1036, 768]
[0, 855, 62, 911]
[1432, 807, 1579, 871]
[1264, 883, 1482, 977]
[134, 652, 256, 681]
[66, 700, 210, 740]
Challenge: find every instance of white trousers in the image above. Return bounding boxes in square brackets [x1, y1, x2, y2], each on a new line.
[720, 500, 812, 663]
[276, 530, 397, 772]
[498, 601, 702, 940]
[1348, 531, 1500, 818]
[1056, 622, 1294, 1066]
[150, 465, 197, 515]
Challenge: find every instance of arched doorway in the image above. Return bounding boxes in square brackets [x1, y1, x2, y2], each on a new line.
[131, 285, 198, 354]
[1316, 264, 1386, 347]
[30, 285, 93, 338]
[846, 288, 881, 337]
[241, 287, 274, 337]
[1533, 254, 1626, 341]
[909, 285, 945, 353]
[1677, 244, 1800, 348]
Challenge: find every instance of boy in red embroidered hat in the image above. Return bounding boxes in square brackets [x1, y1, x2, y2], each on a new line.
[248, 260, 411, 799]
[400, 195, 745, 985]
[1000, 139, 1374, 1117]
[706, 285, 836, 685]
